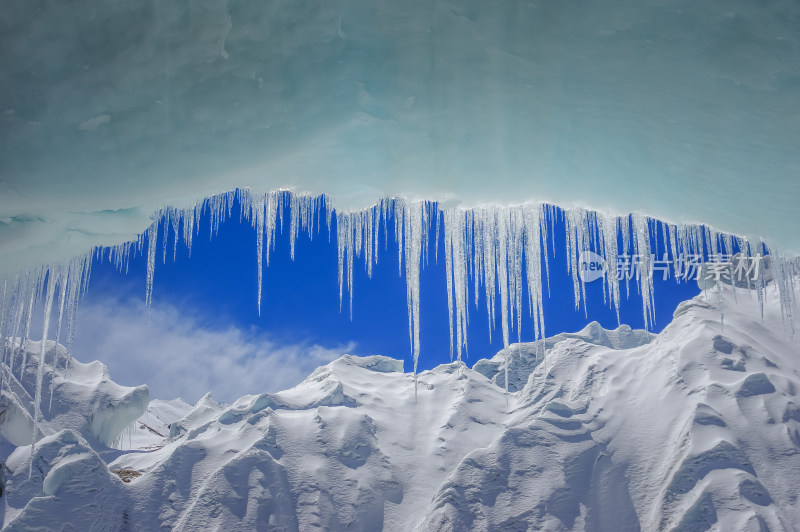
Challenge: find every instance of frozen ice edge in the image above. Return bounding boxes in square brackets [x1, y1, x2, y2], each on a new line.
[0, 188, 798, 454]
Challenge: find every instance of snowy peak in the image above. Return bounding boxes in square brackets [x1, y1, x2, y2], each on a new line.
[327, 354, 405, 374]
[1, 281, 799, 531]
[495, 283, 800, 531]
[472, 321, 655, 392]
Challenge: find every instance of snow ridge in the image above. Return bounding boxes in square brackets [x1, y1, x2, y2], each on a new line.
[1, 281, 798, 530]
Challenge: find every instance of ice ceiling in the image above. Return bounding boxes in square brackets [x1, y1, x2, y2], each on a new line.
[1, 0, 799, 274]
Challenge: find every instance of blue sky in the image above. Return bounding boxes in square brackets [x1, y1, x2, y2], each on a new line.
[76, 198, 702, 403]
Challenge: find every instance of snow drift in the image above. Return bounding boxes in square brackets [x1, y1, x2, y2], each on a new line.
[0, 280, 798, 530]
[0, 341, 148, 448]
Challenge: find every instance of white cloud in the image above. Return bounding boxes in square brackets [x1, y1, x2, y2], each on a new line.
[70, 297, 354, 404]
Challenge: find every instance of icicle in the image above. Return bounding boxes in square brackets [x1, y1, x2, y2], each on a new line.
[289, 193, 299, 260]
[144, 222, 158, 311]
[335, 211, 356, 319]
[444, 213, 455, 362]
[620, 215, 634, 298]
[434, 210, 441, 264]
[253, 194, 266, 316]
[403, 201, 424, 376]
[7, 274, 28, 374]
[599, 214, 621, 325]
[564, 209, 584, 312]
[337, 212, 346, 313]
[354, 211, 364, 265]
[64, 255, 92, 377]
[394, 200, 404, 277]
[373, 204, 381, 271]
[30, 268, 57, 477]
[381, 198, 388, 252]
[265, 192, 279, 265]
[492, 209, 512, 399]
[347, 213, 355, 320]
[669, 224, 680, 283]
[1, 188, 797, 409]
[162, 210, 170, 264]
[171, 209, 181, 262]
[496, 210, 511, 350]
[472, 210, 483, 310]
[277, 191, 286, 235]
[443, 209, 469, 362]
[454, 212, 468, 362]
[480, 209, 497, 342]
[327, 196, 334, 243]
[18, 268, 42, 376]
[522, 204, 544, 344]
[540, 205, 551, 299]
[184, 205, 196, 256]
[49, 265, 68, 410]
[632, 214, 654, 330]
[580, 211, 592, 311]
[510, 207, 524, 347]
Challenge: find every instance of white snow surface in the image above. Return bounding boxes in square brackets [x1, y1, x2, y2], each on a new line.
[1, 0, 800, 274]
[1, 282, 799, 531]
[0, 341, 148, 448]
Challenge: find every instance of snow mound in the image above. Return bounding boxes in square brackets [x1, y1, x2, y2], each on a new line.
[2, 430, 127, 531]
[1, 281, 799, 530]
[424, 283, 800, 531]
[472, 321, 655, 391]
[0, 342, 148, 447]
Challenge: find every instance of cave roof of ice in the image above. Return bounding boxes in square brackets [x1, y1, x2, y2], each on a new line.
[1, 0, 799, 272]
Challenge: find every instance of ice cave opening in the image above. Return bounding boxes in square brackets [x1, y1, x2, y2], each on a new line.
[1, 0, 800, 528]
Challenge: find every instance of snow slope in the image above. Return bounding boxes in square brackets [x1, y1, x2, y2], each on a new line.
[1, 281, 798, 531]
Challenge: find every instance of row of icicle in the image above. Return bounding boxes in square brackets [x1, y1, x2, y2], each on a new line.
[1, 188, 798, 462]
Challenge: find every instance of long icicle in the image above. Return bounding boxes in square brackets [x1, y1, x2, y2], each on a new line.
[30, 267, 57, 477]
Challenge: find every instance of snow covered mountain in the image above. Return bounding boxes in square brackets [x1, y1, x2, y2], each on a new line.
[1, 280, 798, 531]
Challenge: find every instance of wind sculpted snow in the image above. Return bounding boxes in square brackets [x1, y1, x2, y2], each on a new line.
[0, 280, 798, 530]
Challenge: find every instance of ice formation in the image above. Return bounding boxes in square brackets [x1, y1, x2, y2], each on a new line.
[2, 0, 800, 426]
[2, 280, 799, 530]
[2, 0, 800, 276]
[0, 0, 798, 525]
[2, 189, 799, 448]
